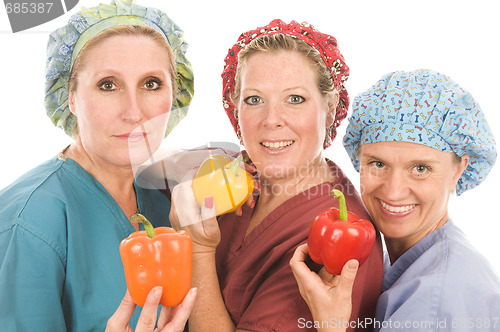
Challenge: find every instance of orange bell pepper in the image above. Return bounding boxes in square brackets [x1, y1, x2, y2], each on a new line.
[119, 213, 192, 307]
[192, 154, 254, 216]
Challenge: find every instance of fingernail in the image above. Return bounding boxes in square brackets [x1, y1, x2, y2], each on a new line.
[251, 200, 255, 208]
[237, 207, 243, 216]
[152, 286, 163, 298]
[347, 260, 359, 270]
[204, 196, 214, 209]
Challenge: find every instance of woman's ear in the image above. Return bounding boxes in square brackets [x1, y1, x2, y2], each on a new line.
[325, 91, 339, 128]
[235, 109, 245, 146]
[452, 154, 470, 187]
[68, 92, 77, 116]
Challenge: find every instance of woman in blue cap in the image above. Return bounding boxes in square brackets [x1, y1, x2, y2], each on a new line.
[290, 69, 500, 331]
[0, 0, 195, 330]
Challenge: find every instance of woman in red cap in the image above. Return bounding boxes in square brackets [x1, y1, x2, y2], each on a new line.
[170, 19, 383, 332]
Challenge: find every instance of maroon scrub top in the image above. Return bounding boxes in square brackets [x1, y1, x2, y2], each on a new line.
[216, 160, 383, 331]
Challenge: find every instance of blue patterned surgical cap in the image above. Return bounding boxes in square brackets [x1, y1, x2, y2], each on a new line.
[343, 69, 496, 195]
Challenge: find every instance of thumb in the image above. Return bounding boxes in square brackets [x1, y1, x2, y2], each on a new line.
[135, 286, 162, 332]
[328, 260, 358, 326]
[337, 259, 359, 297]
[105, 291, 137, 331]
[201, 196, 219, 236]
[201, 196, 216, 221]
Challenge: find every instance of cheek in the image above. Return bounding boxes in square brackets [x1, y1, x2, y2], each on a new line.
[307, 109, 328, 141]
[420, 177, 451, 205]
[238, 111, 257, 140]
[146, 101, 171, 132]
[280, 111, 326, 147]
[302, 113, 324, 131]
[359, 175, 377, 199]
[147, 95, 172, 117]
[76, 99, 107, 128]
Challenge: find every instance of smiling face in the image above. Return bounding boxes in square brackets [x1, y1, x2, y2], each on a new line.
[237, 50, 334, 182]
[358, 141, 469, 260]
[69, 33, 173, 167]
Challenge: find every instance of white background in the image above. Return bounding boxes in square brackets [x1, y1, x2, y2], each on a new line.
[1, 0, 499, 273]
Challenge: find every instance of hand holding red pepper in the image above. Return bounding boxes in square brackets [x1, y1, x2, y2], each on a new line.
[307, 189, 376, 275]
[290, 243, 358, 326]
[120, 213, 192, 307]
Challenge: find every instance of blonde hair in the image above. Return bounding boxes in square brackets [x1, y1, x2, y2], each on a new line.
[69, 25, 177, 98]
[231, 33, 336, 106]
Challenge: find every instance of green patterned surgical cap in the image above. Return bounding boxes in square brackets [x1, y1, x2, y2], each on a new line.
[45, 0, 194, 138]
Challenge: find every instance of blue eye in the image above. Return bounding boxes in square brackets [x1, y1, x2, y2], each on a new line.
[244, 96, 262, 105]
[369, 161, 385, 168]
[413, 164, 430, 174]
[416, 165, 426, 172]
[289, 95, 305, 104]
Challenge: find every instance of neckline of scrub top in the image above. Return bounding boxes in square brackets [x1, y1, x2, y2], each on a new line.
[382, 220, 453, 292]
[56, 154, 143, 234]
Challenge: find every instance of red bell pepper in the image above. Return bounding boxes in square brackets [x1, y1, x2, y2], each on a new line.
[120, 213, 192, 307]
[307, 189, 375, 275]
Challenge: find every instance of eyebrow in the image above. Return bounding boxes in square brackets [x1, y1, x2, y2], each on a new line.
[93, 69, 169, 79]
[241, 88, 262, 94]
[241, 86, 309, 95]
[283, 86, 308, 93]
[361, 153, 439, 165]
[142, 70, 169, 78]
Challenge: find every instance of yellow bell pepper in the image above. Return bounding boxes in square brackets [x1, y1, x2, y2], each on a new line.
[192, 154, 254, 216]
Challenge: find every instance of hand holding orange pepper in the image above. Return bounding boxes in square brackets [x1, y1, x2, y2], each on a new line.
[119, 213, 192, 307]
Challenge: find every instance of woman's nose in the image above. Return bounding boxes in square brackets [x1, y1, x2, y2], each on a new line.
[121, 91, 144, 123]
[262, 102, 285, 127]
[383, 171, 410, 200]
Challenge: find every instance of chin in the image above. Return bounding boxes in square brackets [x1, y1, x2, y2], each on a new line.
[259, 163, 297, 179]
[126, 145, 158, 166]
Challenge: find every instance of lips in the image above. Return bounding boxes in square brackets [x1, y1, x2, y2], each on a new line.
[380, 200, 416, 214]
[115, 132, 147, 142]
[260, 140, 294, 150]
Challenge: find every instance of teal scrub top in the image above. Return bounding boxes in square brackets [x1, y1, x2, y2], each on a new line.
[0, 155, 172, 331]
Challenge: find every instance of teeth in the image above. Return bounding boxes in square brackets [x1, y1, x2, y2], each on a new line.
[380, 200, 415, 213]
[261, 140, 294, 149]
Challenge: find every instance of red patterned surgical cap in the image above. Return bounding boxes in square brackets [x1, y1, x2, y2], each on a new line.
[221, 19, 350, 148]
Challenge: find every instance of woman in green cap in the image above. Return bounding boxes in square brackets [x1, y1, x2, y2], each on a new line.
[0, 0, 195, 330]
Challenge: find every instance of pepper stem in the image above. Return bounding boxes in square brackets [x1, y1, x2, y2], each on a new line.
[229, 154, 244, 176]
[130, 213, 156, 238]
[331, 189, 348, 221]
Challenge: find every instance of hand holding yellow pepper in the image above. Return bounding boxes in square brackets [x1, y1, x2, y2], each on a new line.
[192, 154, 254, 216]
